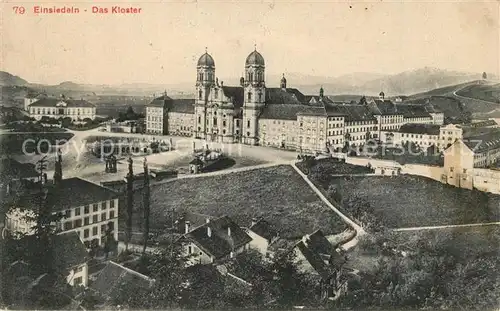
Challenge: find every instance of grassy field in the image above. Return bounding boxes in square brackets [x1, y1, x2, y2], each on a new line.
[389, 226, 500, 261]
[403, 96, 472, 123]
[326, 175, 500, 228]
[456, 83, 500, 104]
[129, 165, 348, 238]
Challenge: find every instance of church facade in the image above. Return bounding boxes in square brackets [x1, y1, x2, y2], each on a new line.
[146, 49, 445, 154]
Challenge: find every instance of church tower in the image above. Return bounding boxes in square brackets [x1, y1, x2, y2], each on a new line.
[194, 49, 216, 139]
[242, 47, 266, 145]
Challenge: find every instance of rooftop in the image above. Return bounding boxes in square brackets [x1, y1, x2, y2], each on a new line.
[248, 219, 278, 242]
[7, 177, 119, 213]
[399, 123, 441, 135]
[90, 261, 154, 300]
[29, 98, 96, 108]
[53, 231, 89, 269]
[183, 215, 253, 259]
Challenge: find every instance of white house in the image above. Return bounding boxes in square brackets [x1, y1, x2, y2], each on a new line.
[28, 96, 96, 121]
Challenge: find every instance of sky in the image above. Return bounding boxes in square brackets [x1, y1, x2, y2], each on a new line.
[1, 0, 499, 85]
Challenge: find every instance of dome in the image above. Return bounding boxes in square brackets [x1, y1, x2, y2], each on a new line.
[197, 52, 215, 67]
[246, 50, 265, 66]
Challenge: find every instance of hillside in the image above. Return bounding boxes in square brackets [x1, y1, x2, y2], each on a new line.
[0, 71, 28, 86]
[456, 83, 500, 104]
[403, 80, 500, 119]
[1, 67, 493, 98]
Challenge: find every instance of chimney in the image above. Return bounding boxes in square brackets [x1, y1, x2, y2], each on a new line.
[251, 218, 258, 227]
[185, 221, 190, 234]
[221, 81, 224, 87]
[207, 226, 212, 237]
[227, 226, 231, 237]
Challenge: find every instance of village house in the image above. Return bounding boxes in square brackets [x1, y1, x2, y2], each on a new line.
[291, 230, 348, 301]
[27, 96, 96, 121]
[179, 215, 253, 265]
[244, 218, 279, 256]
[89, 261, 155, 305]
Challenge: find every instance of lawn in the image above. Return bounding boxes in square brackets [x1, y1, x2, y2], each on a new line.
[456, 83, 500, 104]
[130, 165, 348, 238]
[324, 175, 500, 228]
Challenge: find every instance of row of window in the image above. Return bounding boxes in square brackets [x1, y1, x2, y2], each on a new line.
[31, 108, 94, 115]
[63, 210, 115, 230]
[66, 201, 115, 218]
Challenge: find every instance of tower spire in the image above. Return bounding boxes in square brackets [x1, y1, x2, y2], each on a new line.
[254, 44, 257, 51]
[205, 46, 208, 53]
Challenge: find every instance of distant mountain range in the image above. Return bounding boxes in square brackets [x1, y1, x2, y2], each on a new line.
[1, 68, 497, 97]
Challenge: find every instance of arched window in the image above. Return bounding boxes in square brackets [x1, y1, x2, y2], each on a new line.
[249, 72, 254, 81]
[248, 92, 252, 101]
[199, 89, 203, 99]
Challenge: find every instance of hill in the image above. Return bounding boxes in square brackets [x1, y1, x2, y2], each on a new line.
[456, 83, 500, 104]
[0, 71, 28, 86]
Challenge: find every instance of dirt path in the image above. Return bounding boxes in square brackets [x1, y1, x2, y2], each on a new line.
[289, 161, 365, 250]
[392, 221, 500, 232]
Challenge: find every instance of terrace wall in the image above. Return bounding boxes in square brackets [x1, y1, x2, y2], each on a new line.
[345, 156, 444, 181]
[343, 155, 500, 195]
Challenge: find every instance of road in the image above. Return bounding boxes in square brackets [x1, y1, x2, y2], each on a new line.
[392, 221, 500, 232]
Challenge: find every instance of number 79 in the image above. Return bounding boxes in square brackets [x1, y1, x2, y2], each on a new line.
[13, 6, 26, 14]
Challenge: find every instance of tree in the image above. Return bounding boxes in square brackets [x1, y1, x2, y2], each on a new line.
[359, 96, 367, 105]
[142, 158, 150, 255]
[125, 156, 134, 251]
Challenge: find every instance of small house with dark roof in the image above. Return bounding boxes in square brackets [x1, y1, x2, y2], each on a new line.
[179, 215, 253, 265]
[90, 261, 154, 303]
[291, 230, 348, 301]
[53, 231, 90, 287]
[28, 96, 96, 121]
[245, 218, 279, 256]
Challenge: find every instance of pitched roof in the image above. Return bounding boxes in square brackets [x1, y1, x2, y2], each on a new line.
[367, 99, 399, 115]
[53, 231, 89, 269]
[249, 219, 278, 242]
[399, 123, 441, 135]
[29, 98, 95, 108]
[260, 104, 325, 120]
[175, 212, 216, 234]
[168, 99, 195, 114]
[296, 241, 335, 280]
[148, 96, 195, 113]
[324, 103, 376, 122]
[183, 216, 253, 259]
[294, 230, 346, 280]
[397, 105, 431, 118]
[266, 88, 307, 104]
[463, 130, 500, 153]
[90, 261, 154, 299]
[9, 177, 119, 213]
